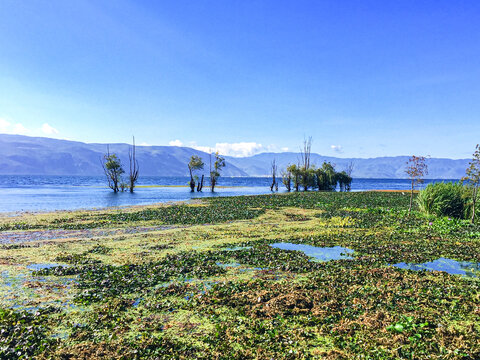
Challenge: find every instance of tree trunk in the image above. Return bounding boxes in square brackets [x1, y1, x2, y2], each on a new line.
[197, 175, 204, 192]
[408, 180, 414, 213]
[285, 177, 291, 192]
[211, 177, 216, 192]
[129, 136, 139, 193]
[472, 186, 477, 223]
[188, 167, 195, 192]
[113, 171, 119, 193]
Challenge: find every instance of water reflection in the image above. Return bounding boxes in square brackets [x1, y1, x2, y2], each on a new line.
[393, 257, 480, 277]
[270, 243, 354, 261]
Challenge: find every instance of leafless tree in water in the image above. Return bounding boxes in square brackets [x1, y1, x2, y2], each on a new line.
[270, 159, 278, 191]
[129, 136, 139, 193]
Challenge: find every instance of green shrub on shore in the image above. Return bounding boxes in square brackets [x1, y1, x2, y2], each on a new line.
[417, 182, 469, 219]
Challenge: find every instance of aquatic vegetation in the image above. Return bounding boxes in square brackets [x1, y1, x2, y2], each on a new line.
[189, 263, 479, 359]
[0, 191, 479, 359]
[38, 251, 227, 304]
[0, 307, 57, 359]
[0, 202, 265, 231]
[0, 191, 410, 231]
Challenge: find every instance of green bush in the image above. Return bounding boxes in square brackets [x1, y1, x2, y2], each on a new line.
[417, 182, 468, 219]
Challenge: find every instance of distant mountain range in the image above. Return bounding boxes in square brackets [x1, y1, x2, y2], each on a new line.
[0, 134, 469, 179]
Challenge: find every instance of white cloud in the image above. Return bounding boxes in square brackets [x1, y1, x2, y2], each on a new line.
[0, 118, 11, 132]
[0, 118, 29, 135]
[139, 142, 151, 146]
[331, 145, 343, 153]
[188, 142, 289, 157]
[281, 147, 289, 152]
[190, 142, 263, 157]
[41, 123, 59, 135]
[12, 123, 28, 135]
[192, 145, 213, 153]
[169, 139, 183, 147]
[215, 142, 265, 157]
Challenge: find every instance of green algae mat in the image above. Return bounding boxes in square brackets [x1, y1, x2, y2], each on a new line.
[0, 192, 479, 359]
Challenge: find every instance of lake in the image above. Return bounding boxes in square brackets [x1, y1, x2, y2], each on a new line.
[0, 176, 458, 213]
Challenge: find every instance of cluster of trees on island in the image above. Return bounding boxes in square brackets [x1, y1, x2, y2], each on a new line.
[271, 138, 353, 193]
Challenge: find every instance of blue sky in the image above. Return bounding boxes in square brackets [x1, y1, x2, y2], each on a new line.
[1, 1, 479, 158]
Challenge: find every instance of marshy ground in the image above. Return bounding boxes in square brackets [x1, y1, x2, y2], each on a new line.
[0, 192, 479, 359]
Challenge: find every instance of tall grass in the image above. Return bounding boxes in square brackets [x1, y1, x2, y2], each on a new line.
[417, 182, 469, 219]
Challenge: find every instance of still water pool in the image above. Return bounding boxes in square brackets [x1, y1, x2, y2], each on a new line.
[393, 258, 480, 278]
[270, 243, 354, 261]
[269, 243, 479, 277]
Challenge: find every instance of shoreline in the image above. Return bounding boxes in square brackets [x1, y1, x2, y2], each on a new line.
[0, 190, 412, 218]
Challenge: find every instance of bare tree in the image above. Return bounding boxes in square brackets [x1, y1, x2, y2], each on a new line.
[270, 159, 277, 191]
[129, 136, 139, 193]
[405, 155, 429, 213]
[299, 137, 313, 191]
[345, 161, 355, 176]
[343, 161, 355, 191]
[463, 144, 480, 223]
[300, 136, 312, 171]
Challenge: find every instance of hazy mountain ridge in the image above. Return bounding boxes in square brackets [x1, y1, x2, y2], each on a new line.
[0, 134, 469, 179]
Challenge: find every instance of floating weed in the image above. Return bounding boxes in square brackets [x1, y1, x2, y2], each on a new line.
[0, 307, 58, 359]
[38, 251, 228, 305]
[1, 191, 479, 359]
[85, 244, 111, 255]
[148, 244, 173, 251]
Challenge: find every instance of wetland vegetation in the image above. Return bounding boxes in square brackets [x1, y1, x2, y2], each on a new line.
[0, 191, 479, 359]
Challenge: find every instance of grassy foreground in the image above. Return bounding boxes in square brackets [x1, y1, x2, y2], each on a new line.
[0, 192, 479, 359]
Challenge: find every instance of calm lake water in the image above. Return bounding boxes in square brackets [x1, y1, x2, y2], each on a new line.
[0, 176, 458, 213]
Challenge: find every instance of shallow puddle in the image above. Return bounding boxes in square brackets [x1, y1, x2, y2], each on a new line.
[393, 257, 480, 277]
[0, 264, 77, 311]
[216, 262, 242, 268]
[26, 263, 67, 271]
[270, 243, 354, 261]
